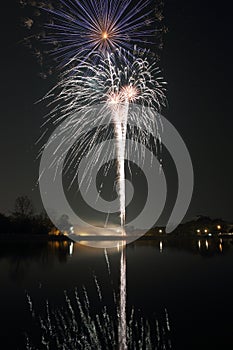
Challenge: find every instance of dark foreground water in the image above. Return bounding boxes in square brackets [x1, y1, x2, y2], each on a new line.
[0, 236, 233, 349]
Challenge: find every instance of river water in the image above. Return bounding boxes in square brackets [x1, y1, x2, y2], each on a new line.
[0, 237, 232, 349]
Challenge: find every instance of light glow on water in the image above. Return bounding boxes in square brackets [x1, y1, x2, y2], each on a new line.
[160, 241, 163, 253]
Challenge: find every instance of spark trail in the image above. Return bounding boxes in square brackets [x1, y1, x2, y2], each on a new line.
[112, 102, 128, 227]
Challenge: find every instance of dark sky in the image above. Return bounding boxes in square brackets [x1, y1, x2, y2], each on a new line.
[0, 0, 232, 222]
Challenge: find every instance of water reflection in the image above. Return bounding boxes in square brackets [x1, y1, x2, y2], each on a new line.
[24, 243, 172, 350]
[128, 237, 233, 257]
[160, 241, 163, 253]
[0, 240, 72, 262]
[0, 240, 73, 281]
[26, 287, 172, 350]
[1, 237, 233, 349]
[0, 237, 233, 282]
[219, 243, 223, 253]
[0, 237, 232, 263]
[69, 241, 74, 256]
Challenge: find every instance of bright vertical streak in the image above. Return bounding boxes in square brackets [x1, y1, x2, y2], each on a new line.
[112, 102, 129, 227]
[119, 242, 127, 350]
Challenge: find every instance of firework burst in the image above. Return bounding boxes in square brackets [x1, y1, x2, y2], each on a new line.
[47, 50, 166, 113]
[40, 51, 166, 225]
[20, 0, 165, 73]
[42, 0, 161, 65]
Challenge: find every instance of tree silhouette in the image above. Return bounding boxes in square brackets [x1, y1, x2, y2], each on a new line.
[12, 196, 34, 219]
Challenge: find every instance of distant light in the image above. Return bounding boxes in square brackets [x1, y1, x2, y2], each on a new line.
[159, 229, 163, 233]
[79, 233, 89, 236]
[204, 229, 208, 233]
[208, 233, 212, 237]
[197, 229, 201, 233]
[217, 225, 221, 230]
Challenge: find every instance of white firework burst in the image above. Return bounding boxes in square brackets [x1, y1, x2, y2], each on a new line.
[40, 51, 166, 226]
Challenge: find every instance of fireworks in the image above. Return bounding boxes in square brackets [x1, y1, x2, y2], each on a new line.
[48, 51, 166, 112]
[41, 0, 160, 66]
[21, 2, 166, 228]
[41, 51, 166, 225]
[23, 1, 168, 348]
[20, 0, 165, 73]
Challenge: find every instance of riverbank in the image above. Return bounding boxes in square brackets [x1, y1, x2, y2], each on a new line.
[0, 233, 71, 242]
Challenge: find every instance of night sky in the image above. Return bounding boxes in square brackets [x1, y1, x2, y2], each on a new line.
[0, 0, 232, 222]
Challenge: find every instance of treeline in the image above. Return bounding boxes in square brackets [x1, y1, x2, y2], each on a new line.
[172, 216, 229, 235]
[0, 196, 53, 235]
[146, 215, 231, 237]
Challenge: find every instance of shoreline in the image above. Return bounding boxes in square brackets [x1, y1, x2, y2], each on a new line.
[0, 233, 231, 242]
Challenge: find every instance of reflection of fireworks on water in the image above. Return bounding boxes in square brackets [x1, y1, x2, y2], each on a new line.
[25, 249, 172, 350]
[119, 245, 127, 349]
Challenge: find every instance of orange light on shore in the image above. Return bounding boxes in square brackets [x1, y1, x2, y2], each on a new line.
[217, 225, 221, 230]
